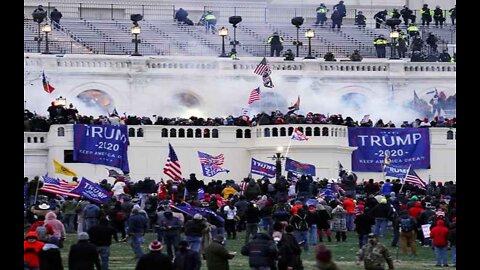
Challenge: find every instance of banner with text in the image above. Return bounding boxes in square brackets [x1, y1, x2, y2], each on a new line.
[73, 124, 130, 173]
[71, 177, 111, 204]
[250, 158, 276, 178]
[285, 158, 316, 176]
[348, 128, 430, 172]
[384, 164, 409, 179]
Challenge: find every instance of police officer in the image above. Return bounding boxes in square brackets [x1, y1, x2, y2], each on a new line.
[406, 23, 420, 39]
[426, 32, 438, 54]
[400, 5, 413, 26]
[356, 233, 395, 270]
[421, 4, 432, 26]
[315, 3, 328, 26]
[283, 49, 295, 61]
[411, 35, 424, 53]
[397, 31, 408, 58]
[433, 6, 445, 28]
[373, 10, 387, 29]
[355, 11, 366, 28]
[438, 49, 451, 62]
[268, 32, 284, 57]
[373, 34, 388, 58]
[390, 9, 400, 19]
[203, 11, 217, 34]
[350, 50, 363, 61]
[50, 9, 63, 29]
[449, 5, 456, 25]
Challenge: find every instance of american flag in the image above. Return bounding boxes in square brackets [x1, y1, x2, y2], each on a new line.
[163, 143, 182, 180]
[404, 167, 427, 189]
[199, 153, 225, 165]
[291, 127, 308, 141]
[248, 87, 261, 104]
[42, 71, 55, 94]
[288, 96, 300, 111]
[40, 175, 79, 198]
[254, 57, 272, 76]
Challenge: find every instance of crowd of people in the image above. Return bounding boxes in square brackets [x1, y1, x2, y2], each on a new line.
[24, 102, 457, 133]
[24, 168, 457, 269]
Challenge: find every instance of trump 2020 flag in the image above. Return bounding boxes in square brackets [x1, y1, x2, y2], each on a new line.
[285, 158, 316, 176]
[73, 124, 130, 173]
[198, 151, 230, 177]
[384, 164, 409, 179]
[70, 177, 111, 204]
[250, 158, 276, 178]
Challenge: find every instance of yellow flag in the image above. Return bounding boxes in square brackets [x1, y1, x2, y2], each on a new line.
[53, 160, 77, 176]
[384, 153, 391, 165]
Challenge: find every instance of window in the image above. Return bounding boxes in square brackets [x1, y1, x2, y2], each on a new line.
[57, 127, 65, 137]
[236, 129, 243, 138]
[137, 128, 144, 137]
[195, 128, 202, 138]
[314, 127, 320, 136]
[212, 129, 219, 138]
[264, 128, 271, 137]
[204, 129, 210, 138]
[64, 150, 80, 163]
[129, 128, 136, 137]
[288, 127, 294, 136]
[187, 129, 193, 138]
[40, 137, 45, 143]
[170, 129, 177, 138]
[161, 128, 168, 138]
[447, 130, 453, 140]
[179, 129, 185, 138]
[272, 128, 278, 137]
[306, 127, 312, 136]
[322, 127, 329, 136]
[280, 127, 286, 137]
[245, 129, 251, 138]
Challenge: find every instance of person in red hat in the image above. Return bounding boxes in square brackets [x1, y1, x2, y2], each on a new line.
[24, 231, 45, 270]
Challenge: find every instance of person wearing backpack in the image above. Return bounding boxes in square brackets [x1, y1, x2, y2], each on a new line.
[290, 208, 310, 251]
[399, 212, 417, 256]
[29, 215, 55, 243]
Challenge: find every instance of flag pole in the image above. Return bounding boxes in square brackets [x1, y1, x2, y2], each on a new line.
[284, 136, 293, 158]
[33, 178, 41, 205]
[399, 165, 411, 193]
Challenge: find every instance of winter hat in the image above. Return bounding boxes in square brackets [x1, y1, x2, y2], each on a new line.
[78, 232, 89, 241]
[411, 195, 418, 201]
[285, 225, 294, 233]
[193, 213, 203, 220]
[149, 240, 163, 251]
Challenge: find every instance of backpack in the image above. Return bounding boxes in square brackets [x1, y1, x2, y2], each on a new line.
[35, 223, 49, 242]
[400, 217, 414, 232]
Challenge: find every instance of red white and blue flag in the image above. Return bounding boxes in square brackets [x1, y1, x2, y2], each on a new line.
[248, 87, 261, 104]
[163, 143, 182, 180]
[404, 167, 427, 189]
[40, 175, 79, 198]
[198, 151, 229, 177]
[287, 96, 300, 113]
[291, 127, 308, 141]
[42, 71, 55, 93]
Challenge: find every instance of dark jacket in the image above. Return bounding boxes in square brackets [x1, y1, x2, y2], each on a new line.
[136, 251, 173, 270]
[184, 219, 207, 237]
[204, 241, 234, 270]
[241, 233, 278, 267]
[127, 213, 148, 234]
[87, 223, 118, 246]
[370, 203, 392, 219]
[173, 248, 201, 270]
[68, 241, 101, 270]
[39, 243, 63, 270]
[50, 10, 62, 22]
[245, 205, 261, 224]
[355, 213, 375, 235]
[277, 233, 302, 270]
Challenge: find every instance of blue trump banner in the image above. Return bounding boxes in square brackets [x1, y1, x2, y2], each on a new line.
[251, 158, 276, 178]
[285, 158, 316, 176]
[385, 164, 409, 179]
[74, 124, 130, 173]
[71, 177, 111, 204]
[348, 128, 430, 172]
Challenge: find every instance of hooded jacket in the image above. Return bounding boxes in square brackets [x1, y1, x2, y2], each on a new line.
[24, 232, 45, 268]
[241, 233, 278, 267]
[430, 220, 449, 247]
[45, 211, 66, 239]
[408, 201, 424, 219]
[39, 243, 63, 270]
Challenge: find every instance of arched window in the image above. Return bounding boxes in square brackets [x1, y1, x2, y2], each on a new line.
[314, 127, 320, 136]
[447, 130, 454, 140]
[288, 127, 294, 136]
[245, 129, 251, 138]
[322, 127, 329, 136]
[333, 128, 338, 137]
[212, 129, 219, 138]
[179, 129, 185, 138]
[236, 129, 243, 138]
[204, 129, 210, 138]
[137, 128, 144, 137]
[27, 137, 31, 143]
[129, 128, 136, 137]
[280, 127, 286, 137]
[40, 137, 45, 143]
[264, 128, 271, 137]
[306, 127, 312, 136]
[170, 129, 177, 138]
[297, 127, 304, 133]
[187, 129, 193, 138]
[195, 129, 202, 138]
[34, 137, 38, 143]
[161, 128, 168, 138]
[272, 128, 278, 137]
[57, 127, 65, 137]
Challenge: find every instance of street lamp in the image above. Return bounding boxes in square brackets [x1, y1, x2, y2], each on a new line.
[270, 146, 286, 180]
[304, 29, 316, 59]
[291, 17, 304, 57]
[218, 27, 229, 57]
[389, 31, 400, 60]
[228, 16, 242, 57]
[41, 23, 52, 54]
[131, 25, 142, 56]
